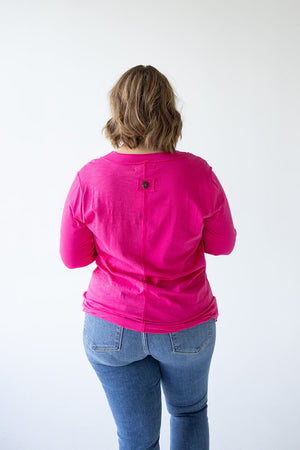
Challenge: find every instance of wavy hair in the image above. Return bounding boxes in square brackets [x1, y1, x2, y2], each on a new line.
[102, 65, 182, 154]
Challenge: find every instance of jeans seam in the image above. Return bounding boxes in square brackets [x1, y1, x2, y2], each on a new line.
[142, 333, 149, 354]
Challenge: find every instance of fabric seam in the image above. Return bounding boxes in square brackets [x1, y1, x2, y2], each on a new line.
[76, 171, 85, 223]
[102, 154, 188, 165]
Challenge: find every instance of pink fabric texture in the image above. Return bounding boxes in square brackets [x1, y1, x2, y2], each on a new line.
[59, 149, 237, 333]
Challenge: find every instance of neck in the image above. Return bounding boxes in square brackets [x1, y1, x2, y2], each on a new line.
[116, 145, 165, 154]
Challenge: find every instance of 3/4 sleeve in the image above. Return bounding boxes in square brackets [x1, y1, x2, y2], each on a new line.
[59, 173, 97, 269]
[202, 168, 237, 255]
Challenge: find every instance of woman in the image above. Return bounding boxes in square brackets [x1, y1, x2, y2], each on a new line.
[59, 65, 237, 450]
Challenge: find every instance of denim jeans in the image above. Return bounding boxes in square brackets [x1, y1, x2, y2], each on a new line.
[83, 313, 216, 450]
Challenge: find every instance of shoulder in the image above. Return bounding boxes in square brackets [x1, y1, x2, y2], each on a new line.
[180, 150, 212, 174]
[76, 156, 106, 184]
[78, 157, 102, 173]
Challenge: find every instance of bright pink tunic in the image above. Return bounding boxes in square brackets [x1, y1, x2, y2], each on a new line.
[59, 149, 237, 333]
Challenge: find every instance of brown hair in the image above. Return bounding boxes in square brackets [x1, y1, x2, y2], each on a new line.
[102, 65, 182, 154]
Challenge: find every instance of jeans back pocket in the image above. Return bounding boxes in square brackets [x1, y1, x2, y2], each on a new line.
[169, 318, 216, 354]
[83, 313, 123, 352]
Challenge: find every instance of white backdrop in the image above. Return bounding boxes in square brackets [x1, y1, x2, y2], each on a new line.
[1, 1, 299, 449]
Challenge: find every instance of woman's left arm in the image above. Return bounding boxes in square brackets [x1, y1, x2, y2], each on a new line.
[59, 173, 97, 269]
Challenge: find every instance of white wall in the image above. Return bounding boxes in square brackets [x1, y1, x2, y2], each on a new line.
[1, 1, 299, 449]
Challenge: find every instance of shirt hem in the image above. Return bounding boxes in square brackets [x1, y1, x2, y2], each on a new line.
[82, 302, 219, 334]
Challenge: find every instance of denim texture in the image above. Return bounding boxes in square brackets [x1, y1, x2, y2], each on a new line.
[83, 313, 216, 450]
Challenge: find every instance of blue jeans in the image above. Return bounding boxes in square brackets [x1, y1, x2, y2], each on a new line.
[83, 313, 216, 450]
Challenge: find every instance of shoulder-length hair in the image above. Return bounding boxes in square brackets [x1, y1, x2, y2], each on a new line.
[102, 65, 182, 154]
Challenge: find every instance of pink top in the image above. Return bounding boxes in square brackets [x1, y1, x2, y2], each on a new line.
[59, 149, 237, 333]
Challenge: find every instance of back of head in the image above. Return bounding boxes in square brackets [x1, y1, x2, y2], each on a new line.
[102, 65, 182, 154]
